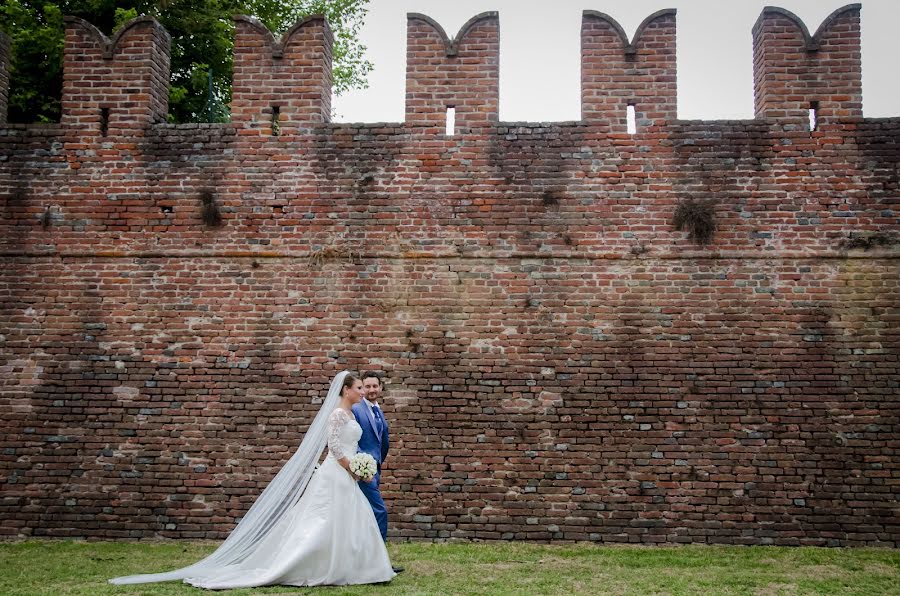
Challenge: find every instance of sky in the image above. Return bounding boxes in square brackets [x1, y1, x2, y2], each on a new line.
[332, 0, 900, 122]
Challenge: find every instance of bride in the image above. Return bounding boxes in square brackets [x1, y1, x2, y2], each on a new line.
[110, 371, 396, 588]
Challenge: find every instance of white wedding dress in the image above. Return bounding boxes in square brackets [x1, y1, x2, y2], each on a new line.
[182, 408, 395, 589]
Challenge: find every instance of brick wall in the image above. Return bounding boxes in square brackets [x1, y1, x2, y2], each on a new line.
[231, 15, 333, 132]
[60, 17, 170, 134]
[0, 5, 897, 546]
[753, 5, 862, 121]
[582, 9, 677, 128]
[406, 12, 499, 129]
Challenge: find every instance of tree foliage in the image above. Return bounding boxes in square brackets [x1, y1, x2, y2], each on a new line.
[0, 0, 372, 123]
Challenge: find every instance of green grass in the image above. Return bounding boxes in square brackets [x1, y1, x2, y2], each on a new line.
[0, 540, 897, 595]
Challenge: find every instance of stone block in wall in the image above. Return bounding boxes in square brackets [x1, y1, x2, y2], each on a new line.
[753, 4, 862, 122]
[581, 9, 677, 131]
[61, 16, 170, 133]
[0, 30, 9, 124]
[405, 12, 499, 130]
[231, 15, 333, 133]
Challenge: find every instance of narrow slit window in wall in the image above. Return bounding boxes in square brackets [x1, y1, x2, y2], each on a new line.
[271, 105, 281, 136]
[100, 107, 110, 137]
[446, 106, 456, 136]
[809, 101, 819, 131]
[626, 104, 637, 135]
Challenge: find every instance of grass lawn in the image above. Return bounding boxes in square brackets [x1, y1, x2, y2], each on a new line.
[0, 540, 897, 595]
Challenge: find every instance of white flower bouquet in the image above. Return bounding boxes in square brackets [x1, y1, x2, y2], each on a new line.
[349, 452, 377, 481]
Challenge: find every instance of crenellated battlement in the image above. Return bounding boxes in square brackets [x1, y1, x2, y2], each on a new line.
[0, 5, 879, 132]
[231, 15, 333, 132]
[0, 4, 896, 258]
[581, 9, 677, 129]
[406, 12, 500, 129]
[753, 4, 862, 121]
[60, 16, 171, 134]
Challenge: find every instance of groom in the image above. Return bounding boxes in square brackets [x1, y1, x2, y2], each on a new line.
[352, 371, 403, 573]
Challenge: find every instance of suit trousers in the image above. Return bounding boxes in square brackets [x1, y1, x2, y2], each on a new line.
[358, 472, 387, 540]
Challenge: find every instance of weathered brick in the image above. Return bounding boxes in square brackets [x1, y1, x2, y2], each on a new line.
[60, 16, 170, 134]
[405, 12, 499, 129]
[0, 7, 897, 547]
[581, 9, 677, 129]
[231, 15, 333, 132]
[753, 5, 862, 122]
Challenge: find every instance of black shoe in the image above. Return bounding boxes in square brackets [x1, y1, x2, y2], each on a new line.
[392, 565, 405, 573]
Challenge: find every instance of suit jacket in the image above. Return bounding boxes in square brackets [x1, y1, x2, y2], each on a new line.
[352, 400, 390, 468]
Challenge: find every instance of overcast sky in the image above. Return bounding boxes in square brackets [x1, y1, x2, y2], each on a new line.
[332, 0, 899, 122]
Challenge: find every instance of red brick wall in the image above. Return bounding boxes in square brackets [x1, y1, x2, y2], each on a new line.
[582, 9, 677, 129]
[231, 16, 333, 131]
[406, 13, 499, 129]
[753, 5, 862, 121]
[60, 17, 170, 134]
[0, 7, 897, 546]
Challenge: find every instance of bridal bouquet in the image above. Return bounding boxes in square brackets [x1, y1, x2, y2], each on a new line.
[349, 452, 377, 481]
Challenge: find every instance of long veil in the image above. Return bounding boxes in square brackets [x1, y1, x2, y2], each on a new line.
[109, 370, 350, 585]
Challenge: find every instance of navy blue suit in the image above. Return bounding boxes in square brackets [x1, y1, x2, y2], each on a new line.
[352, 399, 390, 540]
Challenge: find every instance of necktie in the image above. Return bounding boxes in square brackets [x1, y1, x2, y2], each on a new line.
[372, 405, 384, 434]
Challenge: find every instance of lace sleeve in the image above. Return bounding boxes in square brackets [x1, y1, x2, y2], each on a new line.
[327, 409, 350, 461]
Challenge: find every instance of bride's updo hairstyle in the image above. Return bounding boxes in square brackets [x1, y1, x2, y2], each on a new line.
[341, 373, 360, 394]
